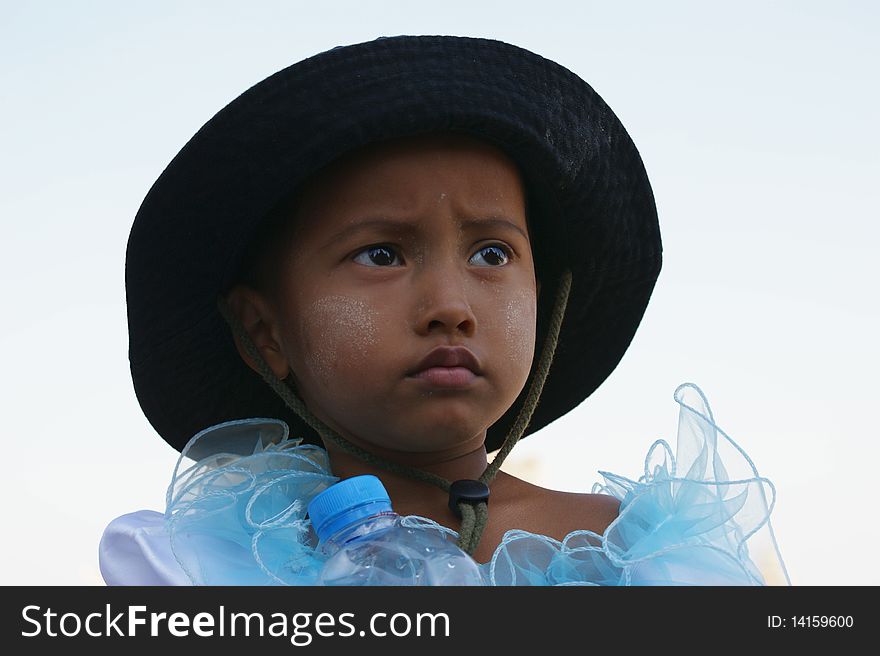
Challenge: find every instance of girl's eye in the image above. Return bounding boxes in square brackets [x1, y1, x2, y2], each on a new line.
[352, 245, 402, 267]
[469, 244, 510, 267]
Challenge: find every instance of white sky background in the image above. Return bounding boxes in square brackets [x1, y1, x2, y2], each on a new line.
[1, 1, 877, 585]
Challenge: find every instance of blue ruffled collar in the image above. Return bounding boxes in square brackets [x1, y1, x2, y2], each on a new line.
[164, 383, 790, 586]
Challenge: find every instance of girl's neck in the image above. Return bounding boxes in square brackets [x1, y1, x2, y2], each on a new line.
[325, 443, 489, 482]
[323, 436, 490, 523]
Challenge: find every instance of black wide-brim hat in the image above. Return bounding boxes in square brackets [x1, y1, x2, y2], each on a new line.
[126, 35, 662, 454]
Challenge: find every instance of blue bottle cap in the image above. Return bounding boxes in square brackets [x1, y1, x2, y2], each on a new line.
[307, 475, 393, 542]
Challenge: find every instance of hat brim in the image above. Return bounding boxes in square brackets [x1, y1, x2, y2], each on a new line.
[126, 35, 662, 453]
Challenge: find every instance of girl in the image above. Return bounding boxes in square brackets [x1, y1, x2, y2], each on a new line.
[101, 35, 789, 585]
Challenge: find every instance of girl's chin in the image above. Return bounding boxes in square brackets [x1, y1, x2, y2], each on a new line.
[314, 404, 495, 455]
[348, 429, 487, 458]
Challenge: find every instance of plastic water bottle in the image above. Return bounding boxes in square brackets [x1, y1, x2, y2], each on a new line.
[307, 475, 485, 586]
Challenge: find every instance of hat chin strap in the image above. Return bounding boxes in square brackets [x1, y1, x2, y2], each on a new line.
[216, 269, 572, 557]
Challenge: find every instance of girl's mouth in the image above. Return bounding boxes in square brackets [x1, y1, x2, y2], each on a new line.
[408, 366, 478, 388]
[406, 345, 482, 388]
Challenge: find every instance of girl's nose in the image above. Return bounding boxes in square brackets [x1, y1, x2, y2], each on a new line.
[413, 269, 477, 338]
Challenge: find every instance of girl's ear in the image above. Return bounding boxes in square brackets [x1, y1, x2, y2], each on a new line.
[223, 284, 290, 380]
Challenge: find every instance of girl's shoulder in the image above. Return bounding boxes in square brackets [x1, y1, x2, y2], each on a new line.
[490, 473, 620, 543]
[542, 487, 622, 538]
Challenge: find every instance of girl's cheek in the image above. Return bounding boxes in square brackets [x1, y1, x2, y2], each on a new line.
[298, 295, 379, 386]
[502, 288, 538, 373]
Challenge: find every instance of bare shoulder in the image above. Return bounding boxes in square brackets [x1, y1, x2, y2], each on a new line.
[546, 488, 621, 536]
[497, 473, 621, 540]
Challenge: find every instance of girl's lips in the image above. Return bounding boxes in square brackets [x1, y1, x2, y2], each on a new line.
[409, 366, 478, 388]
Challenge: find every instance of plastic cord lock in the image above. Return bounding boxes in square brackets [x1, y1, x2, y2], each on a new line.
[448, 479, 490, 518]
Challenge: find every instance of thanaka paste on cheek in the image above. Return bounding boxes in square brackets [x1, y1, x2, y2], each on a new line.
[503, 288, 537, 368]
[299, 295, 379, 387]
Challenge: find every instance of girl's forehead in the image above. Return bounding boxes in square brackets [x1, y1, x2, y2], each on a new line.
[290, 132, 528, 239]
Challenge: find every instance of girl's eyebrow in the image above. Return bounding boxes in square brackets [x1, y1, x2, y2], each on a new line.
[459, 217, 529, 241]
[324, 218, 419, 246]
[324, 216, 528, 246]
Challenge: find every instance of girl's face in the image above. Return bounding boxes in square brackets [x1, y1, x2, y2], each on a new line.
[263, 133, 537, 455]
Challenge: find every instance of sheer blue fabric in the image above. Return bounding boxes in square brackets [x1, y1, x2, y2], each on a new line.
[103, 383, 789, 586]
[487, 384, 789, 585]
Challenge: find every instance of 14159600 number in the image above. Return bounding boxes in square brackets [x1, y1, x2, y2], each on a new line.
[767, 616, 854, 629]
